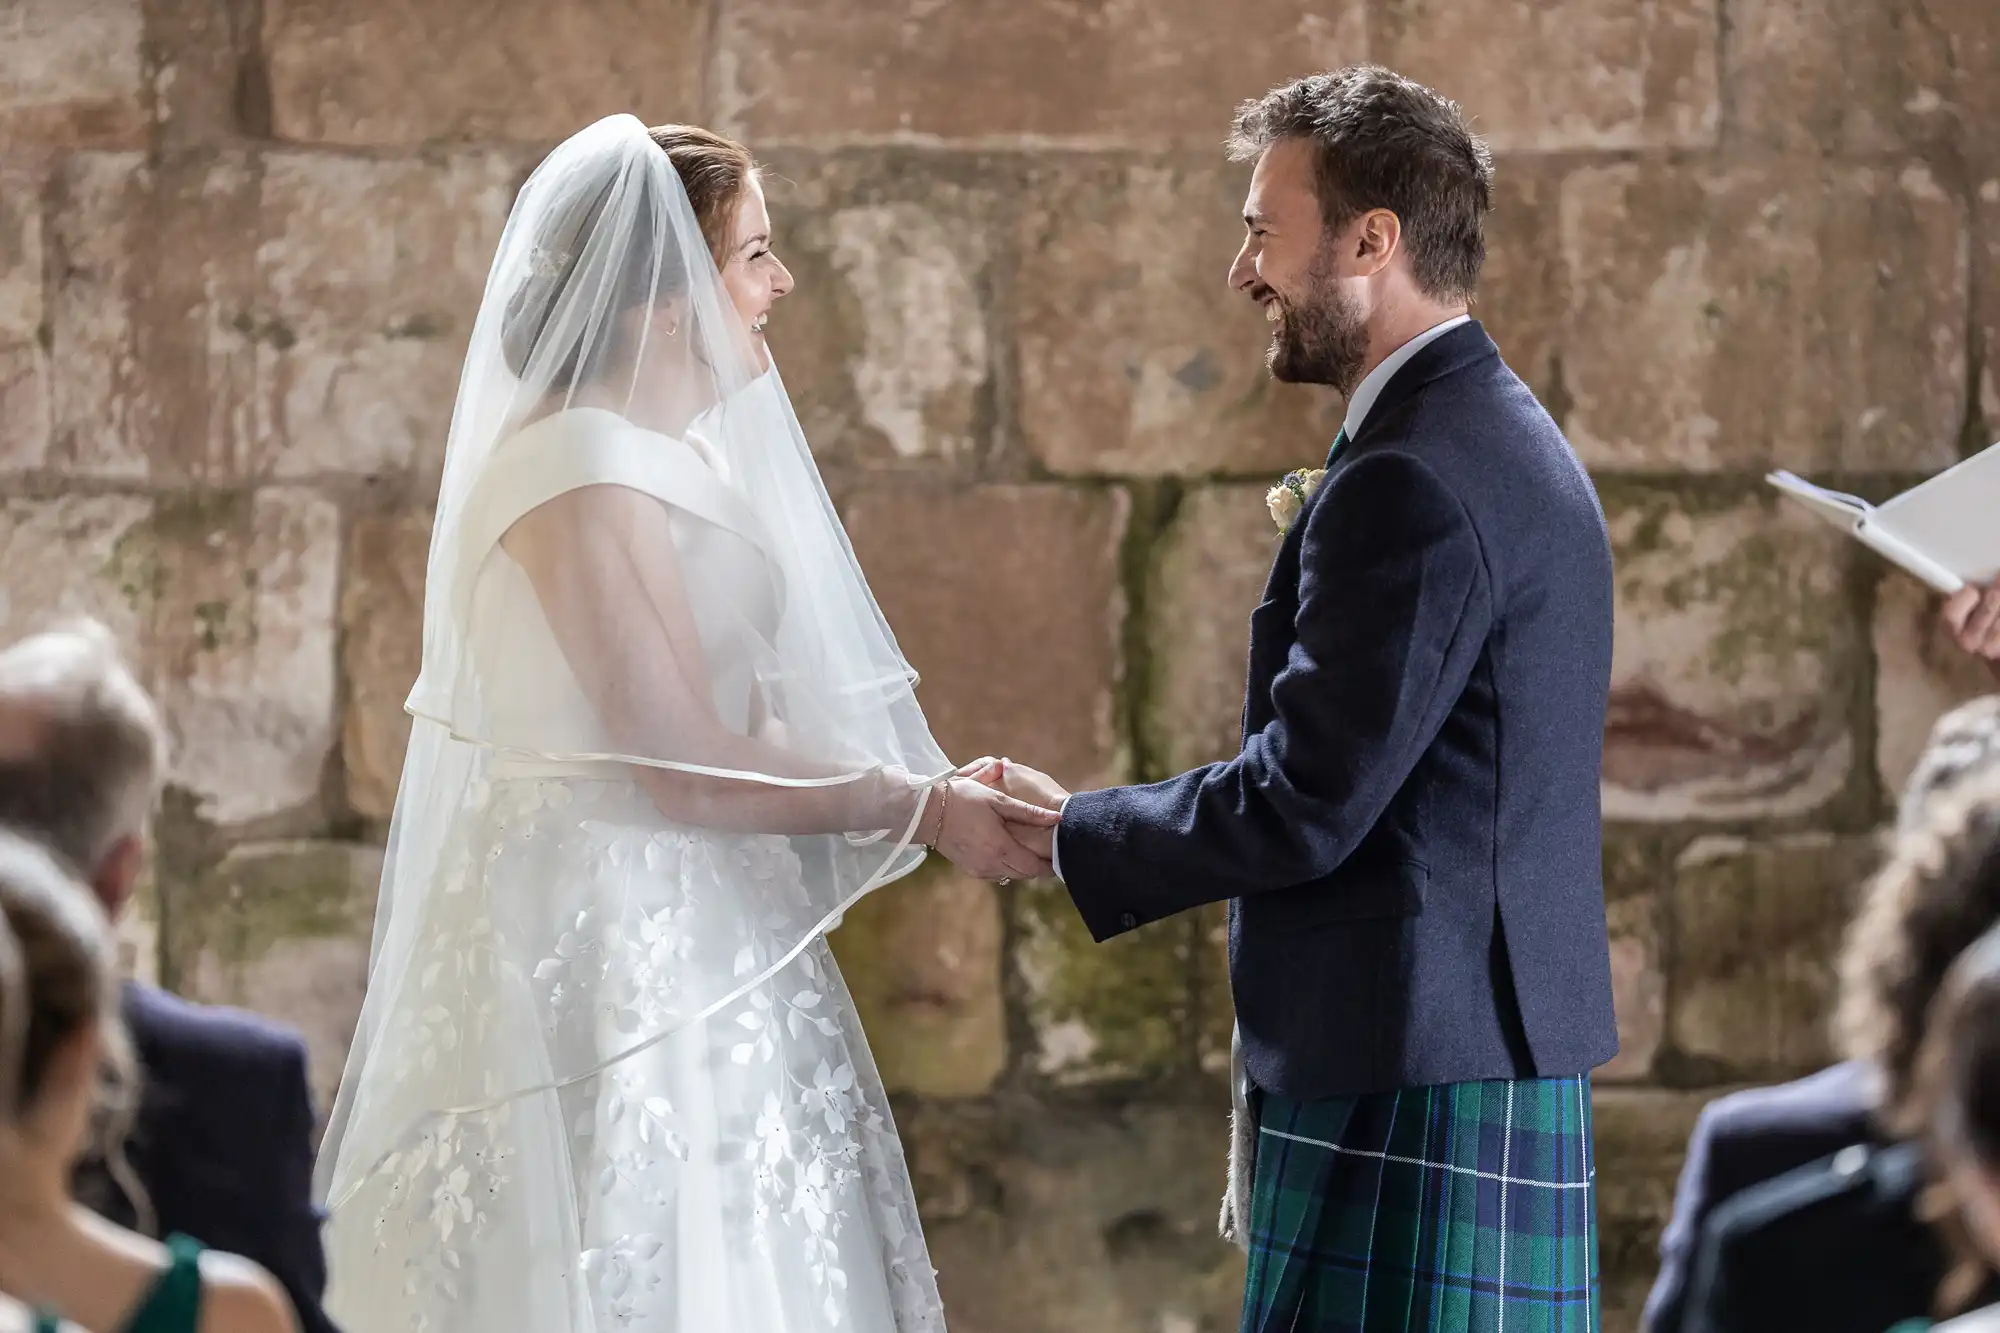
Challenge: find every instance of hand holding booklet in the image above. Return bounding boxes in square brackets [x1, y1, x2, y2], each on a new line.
[1767, 441, 2000, 595]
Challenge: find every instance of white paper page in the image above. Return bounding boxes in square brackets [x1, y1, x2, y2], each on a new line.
[1766, 470, 1872, 532]
[1853, 521, 1969, 594]
[1871, 440, 2000, 590]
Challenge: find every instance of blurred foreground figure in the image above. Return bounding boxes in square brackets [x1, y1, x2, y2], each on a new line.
[1885, 899, 2000, 1330]
[0, 828, 294, 1333]
[0, 623, 332, 1333]
[1676, 765, 2000, 1332]
[1647, 697, 2000, 1330]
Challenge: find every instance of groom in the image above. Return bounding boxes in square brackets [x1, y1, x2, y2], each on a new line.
[987, 66, 1617, 1329]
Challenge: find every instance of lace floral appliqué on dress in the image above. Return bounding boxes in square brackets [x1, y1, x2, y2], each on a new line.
[328, 779, 944, 1332]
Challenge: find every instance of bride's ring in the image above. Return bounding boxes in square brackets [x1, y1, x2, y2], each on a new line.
[998, 877, 1012, 887]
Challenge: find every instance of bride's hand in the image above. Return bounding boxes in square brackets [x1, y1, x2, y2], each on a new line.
[958, 756, 1070, 811]
[930, 776, 1057, 882]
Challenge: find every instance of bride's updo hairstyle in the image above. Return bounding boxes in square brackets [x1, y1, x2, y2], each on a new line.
[499, 124, 758, 387]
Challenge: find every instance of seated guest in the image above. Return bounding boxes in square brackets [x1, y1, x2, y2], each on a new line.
[0, 828, 293, 1332]
[1884, 916, 2000, 1331]
[1646, 696, 2000, 1330]
[0, 624, 335, 1333]
[1682, 772, 2000, 1332]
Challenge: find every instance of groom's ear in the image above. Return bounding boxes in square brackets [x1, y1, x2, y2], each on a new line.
[1348, 208, 1403, 277]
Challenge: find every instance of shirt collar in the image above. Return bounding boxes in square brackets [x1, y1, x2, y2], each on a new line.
[1340, 314, 1472, 442]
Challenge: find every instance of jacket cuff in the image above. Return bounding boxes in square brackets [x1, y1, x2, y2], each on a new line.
[1055, 788, 1142, 942]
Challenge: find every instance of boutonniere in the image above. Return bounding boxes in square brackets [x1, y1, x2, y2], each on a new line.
[1266, 468, 1327, 536]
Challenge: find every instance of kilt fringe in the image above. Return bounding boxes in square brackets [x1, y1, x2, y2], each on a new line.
[1221, 1023, 1256, 1251]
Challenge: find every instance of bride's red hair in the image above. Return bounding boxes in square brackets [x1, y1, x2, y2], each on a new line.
[645, 123, 759, 267]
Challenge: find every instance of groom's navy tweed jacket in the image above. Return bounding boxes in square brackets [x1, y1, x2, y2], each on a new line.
[1058, 322, 1618, 1100]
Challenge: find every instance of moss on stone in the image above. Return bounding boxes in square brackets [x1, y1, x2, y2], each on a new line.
[102, 522, 164, 609]
[828, 858, 1006, 1098]
[228, 309, 297, 351]
[1121, 478, 1183, 785]
[161, 842, 378, 980]
[192, 599, 230, 651]
[383, 313, 447, 340]
[148, 490, 254, 540]
[1014, 879, 1199, 1085]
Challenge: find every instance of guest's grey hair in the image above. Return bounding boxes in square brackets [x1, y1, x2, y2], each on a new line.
[0, 620, 167, 877]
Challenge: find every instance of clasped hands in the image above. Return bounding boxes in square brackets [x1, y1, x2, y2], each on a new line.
[919, 757, 1072, 883]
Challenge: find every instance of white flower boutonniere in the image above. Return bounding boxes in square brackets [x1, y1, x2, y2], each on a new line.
[1266, 468, 1327, 536]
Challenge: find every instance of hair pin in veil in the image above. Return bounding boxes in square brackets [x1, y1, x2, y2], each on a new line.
[526, 246, 569, 283]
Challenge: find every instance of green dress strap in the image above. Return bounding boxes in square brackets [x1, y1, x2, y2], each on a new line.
[120, 1233, 204, 1333]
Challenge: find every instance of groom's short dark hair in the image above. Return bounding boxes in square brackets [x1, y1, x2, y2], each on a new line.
[1229, 66, 1493, 304]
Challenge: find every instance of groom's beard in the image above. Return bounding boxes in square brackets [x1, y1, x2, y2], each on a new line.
[1267, 267, 1368, 397]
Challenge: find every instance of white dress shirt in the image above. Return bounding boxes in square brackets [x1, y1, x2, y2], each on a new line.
[1339, 313, 1471, 445]
[1050, 313, 1473, 883]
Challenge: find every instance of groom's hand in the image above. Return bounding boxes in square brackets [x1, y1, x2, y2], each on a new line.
[936, 776, 1056, 881]
[961, 758, 1070, 861]
[961, 757, 1071, 810]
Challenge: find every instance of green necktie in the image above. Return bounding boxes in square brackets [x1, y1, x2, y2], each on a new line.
[1326, 428, 1349, 467]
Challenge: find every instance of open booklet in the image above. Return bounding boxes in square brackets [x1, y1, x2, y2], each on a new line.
[1767, 440, 2000, 595]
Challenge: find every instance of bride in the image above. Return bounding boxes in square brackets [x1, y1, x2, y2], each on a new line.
[313, 115, 1056, 1331]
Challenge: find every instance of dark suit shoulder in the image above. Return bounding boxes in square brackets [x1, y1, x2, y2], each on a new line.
[1700, 1061, 1878, 1135]
[1367, 338, 1560, 454]
[116, 986, 336, 1333]
[123, 983, 309, 1081]
[1302, 449, 1492, 616]
[1696, 1062, 1880, 1171]
[1357, 342, 1604, 575]
[1319, 446, 1469, 518]
[1644, 1068, 1879, 1333]
[1709, 1139, 1922, 1243]
[1684, 1141, 1940, 1333]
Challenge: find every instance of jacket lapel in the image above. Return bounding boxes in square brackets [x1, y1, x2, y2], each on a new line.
[1237, 321, 1501, 739]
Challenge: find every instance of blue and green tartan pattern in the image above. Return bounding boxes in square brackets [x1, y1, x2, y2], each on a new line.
[1240, 1075, 1598, 1333]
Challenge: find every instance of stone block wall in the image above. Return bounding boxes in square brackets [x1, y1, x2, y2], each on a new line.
[2, 2, 1996, 1329]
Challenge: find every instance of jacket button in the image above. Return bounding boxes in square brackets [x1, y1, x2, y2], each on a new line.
[1119, 912, 1138, 930]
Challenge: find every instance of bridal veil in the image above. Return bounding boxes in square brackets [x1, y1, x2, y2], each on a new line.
[314, 115, 953, 1319]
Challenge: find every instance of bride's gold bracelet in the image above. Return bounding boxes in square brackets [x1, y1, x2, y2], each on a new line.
[923, 778, 950, 850]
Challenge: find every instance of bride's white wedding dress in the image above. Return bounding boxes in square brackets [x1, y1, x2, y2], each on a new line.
[316, 116, 955, 1332]
[321, 409, 946, 1333]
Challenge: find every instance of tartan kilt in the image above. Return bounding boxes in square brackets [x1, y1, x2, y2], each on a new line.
[1240, 1075, 1598, 1333]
